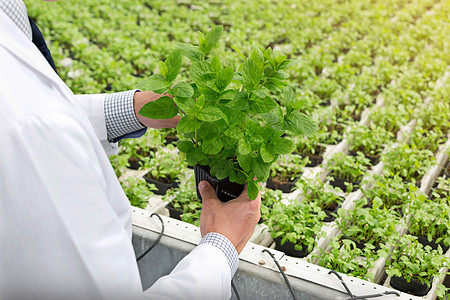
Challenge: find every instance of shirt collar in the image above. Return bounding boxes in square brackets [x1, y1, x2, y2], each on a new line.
[0, 0, 32, 40]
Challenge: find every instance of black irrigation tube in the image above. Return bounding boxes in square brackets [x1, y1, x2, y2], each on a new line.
[136, 213, 165, 262]
[262, 249, 297, 300]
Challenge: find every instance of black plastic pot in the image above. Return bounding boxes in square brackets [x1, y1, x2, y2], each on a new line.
[415, 235, 449, 253]
[166, 204, 183, 221]
[266, 177, 299, 193]
[194, 165, 245, 202]
[390, 276, 431, 296]
[143, 173, 179, 195]
[349, 150, 380, 166]
[329, 176, 361, 191]
[340, 236, 380, 252]
[164, 135, 179, 145]
[127, 157, 143, 170]
[274, 237, 310, 258]
[300, 153, 323, 168]
[322, 203, 340, 223]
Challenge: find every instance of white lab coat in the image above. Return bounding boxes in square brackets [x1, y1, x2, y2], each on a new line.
[0, 11, 231, 300]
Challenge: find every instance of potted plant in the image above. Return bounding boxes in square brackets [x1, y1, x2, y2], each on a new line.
[260, 187, 283, 223]
[347, 124, 395, 165]
[297, 178, 344, 222]
[267, 201, 325, 258]
[120, 177, 155, 209]
[163, 179, 202, 226]
[408, 199, 450, 252]
[266, 154, 309, 193]
[335, 197, 402, 250]
[142, 144, 186, 195]
[326, 152, 370, 192]
[118, 130, 161, 170]
[137, 26, 317, 201]
[386, 234, 450, 297]
[311, 237, 377, 282]
[293, 132, 327, 167]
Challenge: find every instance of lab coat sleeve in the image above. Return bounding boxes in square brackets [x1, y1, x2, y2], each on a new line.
[144, 244, 232, 300]
[74, 93, 119, 156]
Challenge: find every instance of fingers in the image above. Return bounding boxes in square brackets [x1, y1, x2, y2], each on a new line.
[198, 181, 219, 203]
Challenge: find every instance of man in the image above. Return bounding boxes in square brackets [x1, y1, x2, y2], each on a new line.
[0, 1, 261, 299]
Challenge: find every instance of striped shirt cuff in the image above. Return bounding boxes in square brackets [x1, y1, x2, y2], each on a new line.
[104, 90, 146, 142]
[199, 232, 239, 277]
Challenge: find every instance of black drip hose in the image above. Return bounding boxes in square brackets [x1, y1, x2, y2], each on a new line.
[136, 213, 165, 262]
[262, 249, 297, 300]
[328, 270, 400, 300]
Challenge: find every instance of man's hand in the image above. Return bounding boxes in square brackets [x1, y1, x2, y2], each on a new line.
[133, 91, 181, 128]
[199, 181, 261, 254]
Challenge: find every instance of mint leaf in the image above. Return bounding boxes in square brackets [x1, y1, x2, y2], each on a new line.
[249, 96, 278, 113]
[247, 180, 259, 200]
[177, 43, 202, 61]
[202, 138, 223, 155]
[170, 82, 194, 98]
[224, 126, 244, 140]
[211, 56, 222, 73]
[242, 58, 263, 90]
[159, 61, 168, 79]
[139, 96, 178, 119]
[177, 115, 201, 133]
[174, 97, 197, 115]
[283, 86, 296, 114]
[237, 153, 252, 172]
[260, 143, 276, 162]
[136, 74, 170, 93]
[253, 159, 270, 181]
[197, 106, 223, 122]
[238, 138, 252, 155]
[177, 140, 194, 153]
[216, 67, 234, 91]
[200, 25, 223, 53]
[271, 136, 296, 154]
[284, 111, 318, 136]
[226, 91, 249, 110]
[165, 49, 182, 82]
[253, 87, 270, 98]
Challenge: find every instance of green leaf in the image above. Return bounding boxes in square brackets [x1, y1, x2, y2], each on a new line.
[174, 97, 197, 115]
[242, 58, 263, 90]
[197, 106, 223, 122]
[253, 87, 270, 98]
[200, 25, 223, 53]
[177, 43, 202, 61]
[138, 96, 178, 119]
[164, 49, 182, 82]
[249, 96, 278, 113]
[177, 140, 194, 153]
[247, 180, 259, 200]
[237, 153, 252, 172]
[226, 91, 249, 110]
[190, 61, 216, 87]
[170, 82, 194, 98]
[159, 61, 168, 79]
[284, 111, 318, 136]
[260, 143, 275, 162]
[283, 86, 296, 114]
[224, 126, 244, 140]
[253, 159, 271, 181]
[202, 138, 223, 155]
[177, 115, 201, 133]
[216, 67, 234, 92]
[136, 74, 170, 93]
[238, 138, 252, 155]
[271, 136, 296, 154]
[210, 56, 222, 73]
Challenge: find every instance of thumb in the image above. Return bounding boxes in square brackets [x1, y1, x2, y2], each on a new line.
[198, 181, 219, 202]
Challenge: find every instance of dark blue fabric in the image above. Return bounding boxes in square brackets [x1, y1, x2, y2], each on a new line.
[29, 17, 57, 74]
[111, 127, 147, 143]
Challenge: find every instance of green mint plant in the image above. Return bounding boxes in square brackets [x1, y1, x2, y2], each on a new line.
[327, 152, 370, 182]
[119, 130, 161, 169]
[120, 177, 155, 209]
[137, 26, 317, 200]
[311, 237, 377, 282]
[385, 234, 450, 296]
[297, 177, 344, 212]
[269, 154, 309, 182]
[408, 200, 450, 248]
[408, 126, 447, 154]
[260, 187, 283, 222]
[347, 124, 395, 158]
[163, 179, 202, 226]
[335, 197, 402, 248]
[143, 144, 186, 183]
[267, 201, 325, 252]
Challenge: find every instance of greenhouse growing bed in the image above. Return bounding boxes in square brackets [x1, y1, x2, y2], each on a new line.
[26, 0, 450, 298]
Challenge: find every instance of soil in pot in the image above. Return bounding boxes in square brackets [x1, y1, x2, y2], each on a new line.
[340, 236, 380, 252]
[194, 165, 244, 202]
[143, 172, 179, 195]
[349, 150, 380, 166]
[164, 135, 179, 145]
[321, 201, 340, 223]
[296, 145, 326, 167]
[266, 176, 299, 193]
[274, 237, 310, 258]
[390, 276, 431, 296]
[329, 176, 361, 191]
